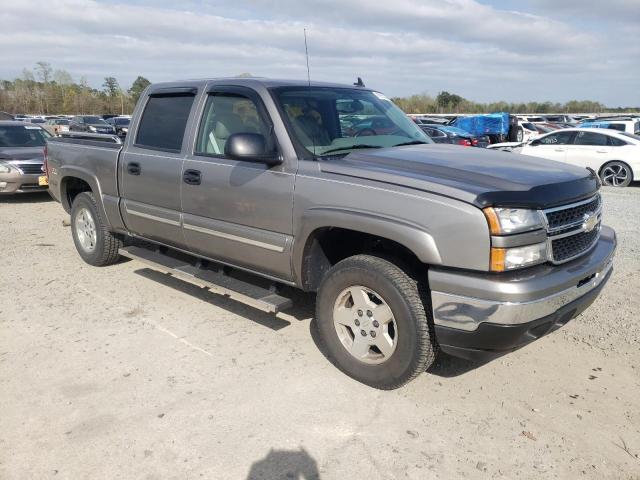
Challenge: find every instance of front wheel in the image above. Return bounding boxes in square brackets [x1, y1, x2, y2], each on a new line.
[600, 161, 633, 187]
[315, 255, 436, 389]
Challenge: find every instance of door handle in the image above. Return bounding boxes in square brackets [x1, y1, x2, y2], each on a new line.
[127, 162, 141, 175]
[554, 148, 566, 152]
[596, 150, 608, 153]
[183, 169, 201, 185]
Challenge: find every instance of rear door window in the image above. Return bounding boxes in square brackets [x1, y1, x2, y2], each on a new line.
[136, 94, 196, 152]
[573, 131, 609, 146]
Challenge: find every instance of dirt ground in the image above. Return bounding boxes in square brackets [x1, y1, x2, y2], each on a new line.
[1, 188, 639, 480]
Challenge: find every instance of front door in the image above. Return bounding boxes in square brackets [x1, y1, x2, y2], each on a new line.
[120, 90, 198, 248]
[524, 130, 576, 163]
[181, 86, 295, 280]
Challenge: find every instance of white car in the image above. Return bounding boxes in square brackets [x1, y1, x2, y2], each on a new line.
[520, 128, 640, 187]
[578, 118, 640, 135]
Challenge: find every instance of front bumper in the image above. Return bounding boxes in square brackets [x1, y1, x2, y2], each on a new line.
[430, 225, 616, 361]
[0, 172, 48, 194]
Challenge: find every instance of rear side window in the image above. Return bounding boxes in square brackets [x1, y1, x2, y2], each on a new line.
[136, 94, 195, 152]
[609, 136, 628, 146]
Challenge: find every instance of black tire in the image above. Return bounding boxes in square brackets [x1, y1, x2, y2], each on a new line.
[315, 255, 437, 389]
[70, 191, 122, 266]
[599, 161, 633, 188]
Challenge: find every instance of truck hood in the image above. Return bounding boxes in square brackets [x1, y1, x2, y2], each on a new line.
[319, 144, 599, 208]
[0, 147, 45, 161]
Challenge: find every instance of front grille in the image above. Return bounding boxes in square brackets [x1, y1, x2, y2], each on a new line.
[551, 225, 600, 262]
[17, 164, 44, 175]
[546, 195, 601, 230]
[543, 194, 602, 264]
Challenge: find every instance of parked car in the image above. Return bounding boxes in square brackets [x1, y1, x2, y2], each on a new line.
[345, 115, 400, 137]
[0, 121, 50, 194]
[543, 115, 577, 124]
[69, 115, 116, 135]
[519, 122, 540, 142]
[520, 128, 640, 187]
[43, 118, 71, 136]
[105, 116, 130, 137]
[579, 117, 640, 135]
[420, 124, 489, 147]
[25, 117, 46, 124]
[46, 78, 615, 389]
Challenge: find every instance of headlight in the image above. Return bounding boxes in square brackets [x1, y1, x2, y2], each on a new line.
[0, 162, 12, 174]
[88, 126, 97, 132]
[122, 127, 128, 133]
[490, 242, 548, 272]
[483, 207, 544, 234]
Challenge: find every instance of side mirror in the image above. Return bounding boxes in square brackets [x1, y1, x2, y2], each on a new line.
[224, 133, 281, 166]
[529, 139, 541, 146]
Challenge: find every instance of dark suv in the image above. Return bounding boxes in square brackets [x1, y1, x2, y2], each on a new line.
[69, 116, 116, 135]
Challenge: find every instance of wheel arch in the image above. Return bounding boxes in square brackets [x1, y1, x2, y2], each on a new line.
[59, 167, 101, 213]
[293, 208, 442, 291]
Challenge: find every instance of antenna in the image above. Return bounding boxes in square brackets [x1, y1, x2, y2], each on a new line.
[303, 28, 311, 87]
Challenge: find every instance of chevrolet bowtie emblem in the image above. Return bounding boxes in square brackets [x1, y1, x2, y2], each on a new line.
[583, 213, 598, 233]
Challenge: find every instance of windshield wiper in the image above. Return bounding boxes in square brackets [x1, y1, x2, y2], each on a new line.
[319, 144, 383, 156]
[393, 140, 430, 147]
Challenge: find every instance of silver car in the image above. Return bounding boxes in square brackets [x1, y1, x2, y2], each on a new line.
[0, 121, 50, 194]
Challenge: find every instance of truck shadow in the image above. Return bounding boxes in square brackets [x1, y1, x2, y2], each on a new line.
[134, 268, 314, 331]
[135, 267, 486, 378]
[426, 352, 490, 377]
[0, 191, 53, 203]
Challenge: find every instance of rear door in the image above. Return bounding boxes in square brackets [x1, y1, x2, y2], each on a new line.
[522, 130, 575, 162]
[565, 131, 612, 170]
[119, 87, 198, 248]
[180, 85, 295, 280]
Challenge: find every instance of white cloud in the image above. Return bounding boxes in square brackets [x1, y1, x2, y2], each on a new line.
[0, 0, 637, 105]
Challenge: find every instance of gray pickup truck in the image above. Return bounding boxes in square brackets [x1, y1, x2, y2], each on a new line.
[46, 78, 616, 389]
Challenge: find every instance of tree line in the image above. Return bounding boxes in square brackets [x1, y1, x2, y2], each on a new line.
[390, 91, 637, 115]
[0, 62, 150, 115]
[0, 63, 636, 115]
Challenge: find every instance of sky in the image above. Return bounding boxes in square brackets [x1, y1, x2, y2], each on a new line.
[1, 0, 638, 106]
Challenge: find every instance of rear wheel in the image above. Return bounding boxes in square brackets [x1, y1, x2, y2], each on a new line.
[315, 255, 436, 389]
[71, 192, 122, 266]
[600, 161, 632, 187]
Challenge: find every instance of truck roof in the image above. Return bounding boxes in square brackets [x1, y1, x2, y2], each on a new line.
[146, 77, 373, 94]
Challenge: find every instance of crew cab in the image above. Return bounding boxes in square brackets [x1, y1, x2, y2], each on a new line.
[45, 78, 616, 389]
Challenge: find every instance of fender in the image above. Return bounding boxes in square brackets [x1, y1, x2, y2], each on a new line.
[292, 206, 442, 287]
[58, 166, 125, 231]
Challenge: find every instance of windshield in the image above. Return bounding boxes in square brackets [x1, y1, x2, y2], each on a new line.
[0, 125, 50, 147]
[83, 116, 108, 125]
[114, 118, 130, 126]
[272, 87, 432, 157]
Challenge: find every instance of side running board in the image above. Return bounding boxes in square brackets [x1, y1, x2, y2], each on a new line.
[119, 245, 292, 313]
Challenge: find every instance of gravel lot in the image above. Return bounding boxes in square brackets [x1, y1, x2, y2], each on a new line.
[1, 187, 639, 479]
